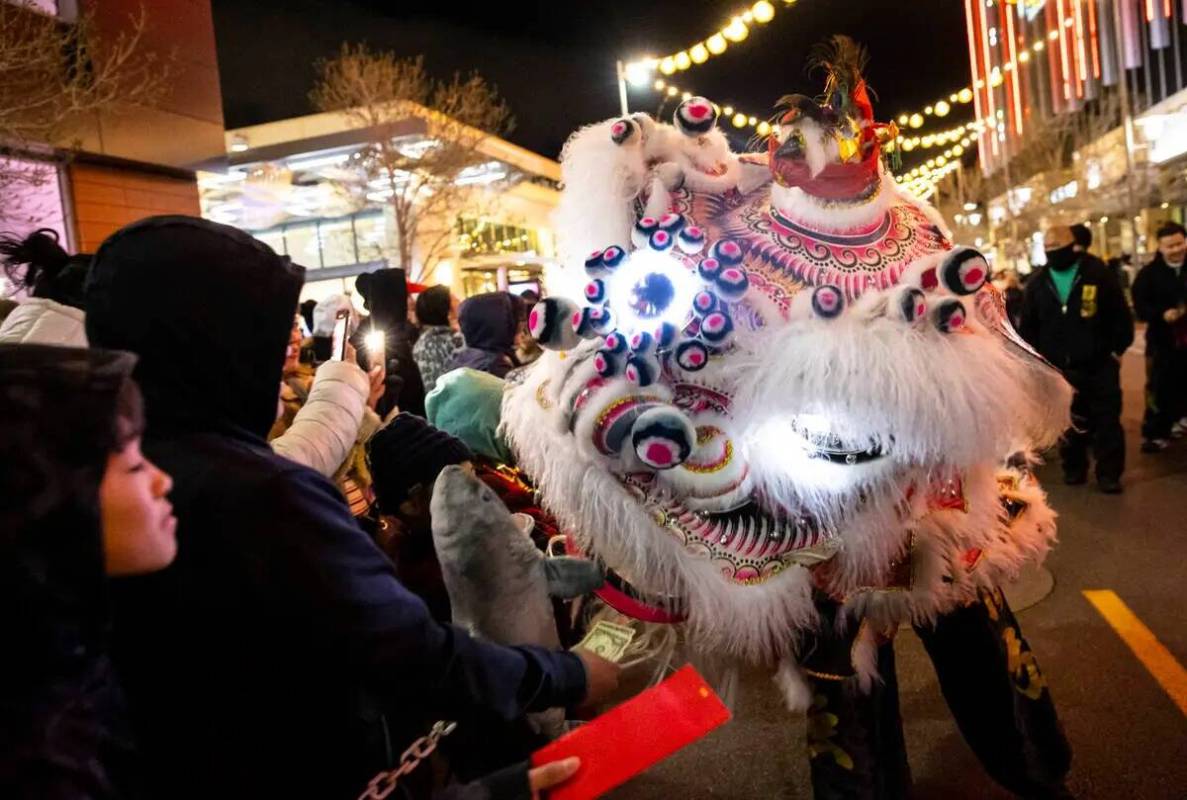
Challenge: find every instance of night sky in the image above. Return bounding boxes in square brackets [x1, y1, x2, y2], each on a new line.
[211, 0, 970, 168]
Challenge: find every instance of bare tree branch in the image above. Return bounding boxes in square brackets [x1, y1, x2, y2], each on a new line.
[0, 1, 171, 221]
[310, 43, 515, 281]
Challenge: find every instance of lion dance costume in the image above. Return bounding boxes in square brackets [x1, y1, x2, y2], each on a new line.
[503, 38, 1073, 798]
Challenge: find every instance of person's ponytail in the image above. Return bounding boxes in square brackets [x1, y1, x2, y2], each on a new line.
[0, 229, 86, 307]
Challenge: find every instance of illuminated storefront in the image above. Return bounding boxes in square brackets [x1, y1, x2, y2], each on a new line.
[199, 109, 561, 305]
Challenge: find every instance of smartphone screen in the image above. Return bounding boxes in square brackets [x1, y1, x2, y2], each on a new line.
[331, 309, 350, 362]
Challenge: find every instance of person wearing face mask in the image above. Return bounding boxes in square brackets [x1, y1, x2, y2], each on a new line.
[1019, 225, 1133, 493]
[0, 344, 176, 798]
[1132, 221, 1187, 451]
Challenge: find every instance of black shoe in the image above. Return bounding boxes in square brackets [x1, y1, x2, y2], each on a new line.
[1098, 478, 1123, 494]
[1141, 438, 1170, 453]
[1063, 472, 1088, 485]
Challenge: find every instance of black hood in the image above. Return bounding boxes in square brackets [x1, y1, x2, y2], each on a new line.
[86, 216, 304, 439]
[355, 268, 408, 327]
[0, 344, 135, 676]
[458, 292, 519, 353]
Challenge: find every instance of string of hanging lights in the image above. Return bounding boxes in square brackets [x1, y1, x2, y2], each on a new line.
[620, 0, 792, 88]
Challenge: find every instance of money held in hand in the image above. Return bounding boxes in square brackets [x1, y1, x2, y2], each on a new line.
[576, 620, 636, 663]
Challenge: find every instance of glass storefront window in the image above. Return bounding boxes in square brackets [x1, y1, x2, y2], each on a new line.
[457, 217, 539, 258]
[253, 229, 286, 257]
[462, 269, 500, 297]
[319, 218, 356, 267]
[353, 213, 387, 262]
[284, 221, 321, 268]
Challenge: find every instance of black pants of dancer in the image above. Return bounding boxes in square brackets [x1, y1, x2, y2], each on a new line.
[1061, 359, 1124, 482]
[1142, 348, 1187, 441]
[805, 589, 1071, 800]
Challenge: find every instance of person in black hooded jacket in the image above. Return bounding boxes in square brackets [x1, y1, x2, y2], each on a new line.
[356, 268, 426, 417]
[448, 292, 521, 379]
[1019, 225, 1133, 493]
[84, 216, 615, 800]
[0, 344, 177, 799]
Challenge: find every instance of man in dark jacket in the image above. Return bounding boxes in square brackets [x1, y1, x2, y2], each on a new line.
[1131, 221, 1187, 451]
[449, 292, 521, 379]
[85, 217, 616, 799]
[1020, 225, 1134, 493]
[356, 267, 426, 417]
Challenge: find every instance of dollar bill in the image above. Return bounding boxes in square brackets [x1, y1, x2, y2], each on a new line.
[575, 620, 636, 663]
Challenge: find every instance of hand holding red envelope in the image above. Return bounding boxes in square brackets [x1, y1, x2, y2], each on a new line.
[531, 666, 731, 800]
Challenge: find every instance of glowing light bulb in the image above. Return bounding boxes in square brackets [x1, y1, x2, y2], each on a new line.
[690, 43, 709, 64]
[722, 105, 734, 116]
[752, 0, 776, 22]
[958, 87, 974, 103]
[707, 33, 728, 54]
[723, 18, 749, 42]
[934, 100, 951, 116]
[909, 113, 924, 129]
[674, 51, 692, 70]
[624, 61, 651, 87]
[659, 57, 676, 75]
[732, 112, 747, 128]
[756, 120, 772, 136]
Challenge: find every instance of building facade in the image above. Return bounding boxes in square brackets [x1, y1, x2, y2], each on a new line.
[963, 0, 1187, 266]
[198, 109, 563, 307]
[0, 0, 224, 257]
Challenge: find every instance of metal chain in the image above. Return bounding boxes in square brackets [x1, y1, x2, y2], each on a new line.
[357, 720, 458, 800]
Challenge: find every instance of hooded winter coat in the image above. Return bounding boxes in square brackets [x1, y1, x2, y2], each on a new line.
[85, 216, 586, 799]
[0, 344, 139, 799]
[356, 268, 426, 417]
[448, 293, 520, 379]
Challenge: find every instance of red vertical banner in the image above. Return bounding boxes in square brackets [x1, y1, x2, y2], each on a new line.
[1005, 2, 1024, 137]
[1073, 0, 1088, 98]
[1046, 1, 1066, 113]
[964, 0, 993, 171]
[1056, 0, 1075, 101]
[1087, 0, 1102, 79]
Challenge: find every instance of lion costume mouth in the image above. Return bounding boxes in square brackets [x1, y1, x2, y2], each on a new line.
[787, 416, 887, 466]
[620, 472, 840, 584]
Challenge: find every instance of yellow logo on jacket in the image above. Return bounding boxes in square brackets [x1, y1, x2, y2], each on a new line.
[1080, 284, 1097, 318]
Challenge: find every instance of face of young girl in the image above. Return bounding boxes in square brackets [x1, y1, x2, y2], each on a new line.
[99, 437, 178, 576]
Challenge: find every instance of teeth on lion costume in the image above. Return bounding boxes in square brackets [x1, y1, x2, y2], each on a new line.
[503, 37, 1072, 711]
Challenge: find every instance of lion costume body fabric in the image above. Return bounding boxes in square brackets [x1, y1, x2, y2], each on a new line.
[504, 41, 1072, 778]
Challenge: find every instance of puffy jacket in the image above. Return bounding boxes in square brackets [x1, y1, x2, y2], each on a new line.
[271, 359, 375, 478]
[1131, 253, 1187, 352]
[0, 297, 87, 347]
[0, 345, 140, 799]
[1018, 256, 1133, 370]
[85, 216, 586, 799]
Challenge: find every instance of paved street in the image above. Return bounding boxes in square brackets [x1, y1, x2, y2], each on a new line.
[611, 345, 1187, 799]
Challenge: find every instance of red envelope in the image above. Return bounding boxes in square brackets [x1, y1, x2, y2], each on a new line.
[531, 665, 731, 800]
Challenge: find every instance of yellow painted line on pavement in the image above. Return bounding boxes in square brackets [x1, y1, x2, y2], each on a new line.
[1083, 589, 1187, 716]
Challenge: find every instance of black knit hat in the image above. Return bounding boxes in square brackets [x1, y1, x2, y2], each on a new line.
[368, 413, 474, 510]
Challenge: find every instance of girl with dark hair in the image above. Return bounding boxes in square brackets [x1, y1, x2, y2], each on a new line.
[0, 344, 176, 798]
[0, 229, 92, 346]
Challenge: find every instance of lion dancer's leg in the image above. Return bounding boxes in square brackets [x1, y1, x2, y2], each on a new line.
[914, 589, 1072, 799]
[797, 595, 912, 800]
